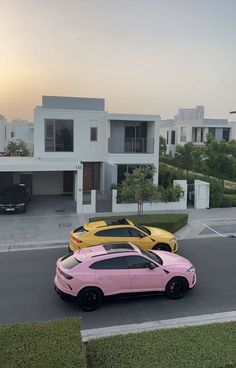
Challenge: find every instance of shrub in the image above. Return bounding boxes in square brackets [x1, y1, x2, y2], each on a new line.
[221, 197, 232, 208]
[223, 194, 236, 207]
[159, 163, 224, 207]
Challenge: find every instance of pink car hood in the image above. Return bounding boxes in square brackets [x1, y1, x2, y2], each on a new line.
[152, 250, 193, 269]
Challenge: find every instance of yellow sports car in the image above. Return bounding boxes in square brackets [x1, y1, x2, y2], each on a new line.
[68, 218, 178, 253]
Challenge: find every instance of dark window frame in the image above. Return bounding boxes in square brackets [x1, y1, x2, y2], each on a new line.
[171, 130, 175, 145]
[90, 127, 98, 142]
[45, 119, 74, 152]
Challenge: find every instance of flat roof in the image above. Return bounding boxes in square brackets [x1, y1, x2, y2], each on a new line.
[42, 96, 105, 111]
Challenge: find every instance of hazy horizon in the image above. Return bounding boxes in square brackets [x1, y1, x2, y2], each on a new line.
[1, 0, 236, 121]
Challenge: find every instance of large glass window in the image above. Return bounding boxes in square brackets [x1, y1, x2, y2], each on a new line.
[45, 119, 74, 152]
[180, 127, 187, 142]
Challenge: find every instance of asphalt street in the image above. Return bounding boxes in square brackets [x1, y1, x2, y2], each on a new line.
[0, 237, 235, 330]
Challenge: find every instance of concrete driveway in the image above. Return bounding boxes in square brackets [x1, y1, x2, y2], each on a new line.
[27, 195, 76, 216]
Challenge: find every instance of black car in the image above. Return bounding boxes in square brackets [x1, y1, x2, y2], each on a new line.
[0, 184, 31, 214]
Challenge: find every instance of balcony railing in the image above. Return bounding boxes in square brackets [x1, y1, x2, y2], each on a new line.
[108, 137, 154, 154]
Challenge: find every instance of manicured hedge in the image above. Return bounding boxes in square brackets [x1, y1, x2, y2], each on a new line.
[86, 322, 236, 368]
[90, 213, 188, 233]
[0, 319, 86, 368]
[223, 194, 236, 207]
[159, 163, 224, 207]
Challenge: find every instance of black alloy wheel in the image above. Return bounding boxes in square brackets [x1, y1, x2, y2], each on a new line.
[78, 287, 103, 311]
[165, 277, 188, 299]
[153, 243, 171, 252]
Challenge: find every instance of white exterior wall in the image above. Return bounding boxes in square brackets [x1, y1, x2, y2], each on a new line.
[32, 172, 63, 195]
[34, 108, 107, 161]
[82, 190, 96, 213]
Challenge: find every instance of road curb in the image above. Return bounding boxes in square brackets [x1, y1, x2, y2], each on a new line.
[81, 310, 236, 341]
[0, 240, 68, 252]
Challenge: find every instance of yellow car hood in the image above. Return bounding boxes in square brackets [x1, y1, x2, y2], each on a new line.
[145, 226, 175, 239]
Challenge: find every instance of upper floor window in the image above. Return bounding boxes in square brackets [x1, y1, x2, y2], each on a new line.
[45, 119, 73, 152]
[90, 127, 97, 142]
[222, 128, 230, 142]
[208, 128, 215, 139]
[171, 130, 175, 145]
[180, 127, 187, 142]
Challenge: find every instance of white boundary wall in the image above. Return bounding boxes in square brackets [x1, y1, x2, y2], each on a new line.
[82, 190, 96, 213]
[194, 180, 210, 209]
[112, 180, 187, 213]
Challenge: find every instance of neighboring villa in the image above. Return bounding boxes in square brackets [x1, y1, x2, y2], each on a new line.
[0, 116, 34, 156]
[160, 105, 236, 155]
[0, 115, 11, 154]
[0, 96, 160, 213]
[10, 119, 34, 156]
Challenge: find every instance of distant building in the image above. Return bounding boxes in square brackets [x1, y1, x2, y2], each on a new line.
[10, 119, 34, 156]
[0, 115, 11, 154]
[160, 105, 236, 155]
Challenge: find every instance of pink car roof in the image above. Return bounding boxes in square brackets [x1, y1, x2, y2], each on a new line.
[74, 242, 140, 262]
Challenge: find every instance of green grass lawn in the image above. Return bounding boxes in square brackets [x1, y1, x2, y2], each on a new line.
[0, 319, 86, 368]
[89, 213, 188, 233]
[87, 322, 236, 368]
[0, 319, 235, 368]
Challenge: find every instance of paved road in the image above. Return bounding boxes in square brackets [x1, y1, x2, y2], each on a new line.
[0, 237, 236, 330]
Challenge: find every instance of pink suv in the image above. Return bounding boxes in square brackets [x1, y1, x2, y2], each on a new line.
[54, 242, 196, 311]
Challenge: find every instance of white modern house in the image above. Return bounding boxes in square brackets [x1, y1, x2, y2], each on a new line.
[160, 105, 236, 155]
[0, 115, 11, 154]
[0, 96, 160, 213]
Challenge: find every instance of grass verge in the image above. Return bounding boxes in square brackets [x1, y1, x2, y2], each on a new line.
[0, 318, 86, 368]
[89, 213, 188, 233]
[0, 319, 235, 368]
[86, 322, 236, 368]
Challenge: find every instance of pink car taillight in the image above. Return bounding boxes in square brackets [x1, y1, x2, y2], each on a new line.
[57, 267, 73, 280]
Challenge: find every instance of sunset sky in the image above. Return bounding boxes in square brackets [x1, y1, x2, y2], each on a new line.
[0, 0, 236, 121]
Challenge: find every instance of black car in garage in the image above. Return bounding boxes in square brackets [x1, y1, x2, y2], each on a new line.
[0, 184, 31, 214]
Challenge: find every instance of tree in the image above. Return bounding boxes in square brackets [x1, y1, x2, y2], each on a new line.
[119, 166, 183, 214]
[119, 166, 159, 215]
[159, 136, 167, 156]
[174, 142, 204, 173]
[204, 134, 235, 185]
[6, 140, 29, 157]
[174, 143, 195, 171]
